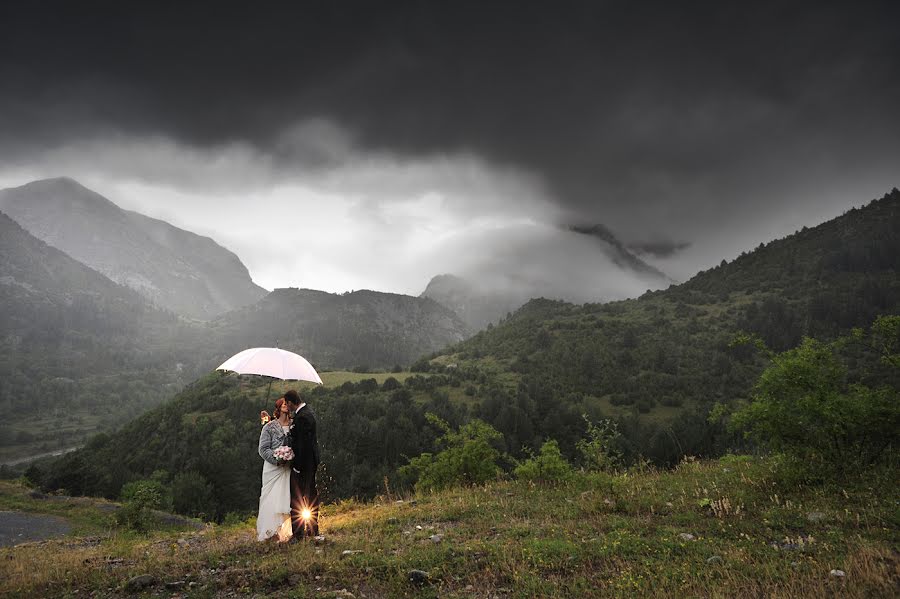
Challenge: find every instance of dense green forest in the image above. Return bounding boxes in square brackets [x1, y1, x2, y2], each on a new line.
[23, 189, 899, 519]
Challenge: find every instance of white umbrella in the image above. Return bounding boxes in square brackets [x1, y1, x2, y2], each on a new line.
[217, 347, 323, 401]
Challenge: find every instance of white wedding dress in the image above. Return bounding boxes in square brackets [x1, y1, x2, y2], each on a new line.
[256, 425, 293, 542]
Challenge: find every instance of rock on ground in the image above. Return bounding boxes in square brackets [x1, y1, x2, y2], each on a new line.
[124, 574, 156, 592]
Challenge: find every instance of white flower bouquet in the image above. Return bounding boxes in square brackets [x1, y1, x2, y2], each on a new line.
[273, 445, 294, 462]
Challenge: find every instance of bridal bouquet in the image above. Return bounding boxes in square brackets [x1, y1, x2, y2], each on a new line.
[273, 445, 294, 462]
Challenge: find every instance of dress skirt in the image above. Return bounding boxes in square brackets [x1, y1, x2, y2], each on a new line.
[256, 460, 292, 542]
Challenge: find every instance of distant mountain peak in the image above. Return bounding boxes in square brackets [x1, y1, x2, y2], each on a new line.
[0, 178, 267, 319]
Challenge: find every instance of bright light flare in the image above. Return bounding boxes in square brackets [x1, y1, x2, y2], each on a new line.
[301, 508, 312, 521]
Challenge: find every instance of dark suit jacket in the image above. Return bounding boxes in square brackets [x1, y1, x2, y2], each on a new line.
[290, 405, 320, 469]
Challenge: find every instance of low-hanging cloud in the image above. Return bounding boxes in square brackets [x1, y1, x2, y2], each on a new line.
[3, 122, 662, 300]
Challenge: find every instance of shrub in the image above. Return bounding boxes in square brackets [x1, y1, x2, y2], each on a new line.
[116, 479, 163, 531]
[577, 415, 624, 473]
[381, 377, 401, 391]
[399, 414, 504, 492]
[731, 319, 900, 475]
[514, 439, 575, 483]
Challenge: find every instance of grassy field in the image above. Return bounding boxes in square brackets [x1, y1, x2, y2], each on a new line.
[1, 456, 897, 598]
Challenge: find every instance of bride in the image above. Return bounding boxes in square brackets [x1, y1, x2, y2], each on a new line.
[257, 397, 293, 542]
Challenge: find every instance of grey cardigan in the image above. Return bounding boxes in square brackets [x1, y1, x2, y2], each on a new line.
[258, 420, 289, 466]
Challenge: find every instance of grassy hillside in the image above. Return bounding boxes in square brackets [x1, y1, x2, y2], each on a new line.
[2, 456, 897, 598]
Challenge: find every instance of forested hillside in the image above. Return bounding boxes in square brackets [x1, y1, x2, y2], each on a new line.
[0, 211, 202, 457]
[205, 287, 470, 370]
[432, 188, 900, 443]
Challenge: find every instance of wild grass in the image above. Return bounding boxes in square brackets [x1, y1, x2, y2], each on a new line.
[1, 456, 897, 597]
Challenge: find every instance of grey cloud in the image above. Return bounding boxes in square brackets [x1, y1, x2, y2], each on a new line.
[1, 0, 898, 290]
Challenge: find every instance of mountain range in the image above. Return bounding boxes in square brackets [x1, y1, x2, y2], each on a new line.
[27, 188, 899, 508]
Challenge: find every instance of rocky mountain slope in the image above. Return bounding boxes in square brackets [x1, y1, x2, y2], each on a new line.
[0, 178, 266, 320]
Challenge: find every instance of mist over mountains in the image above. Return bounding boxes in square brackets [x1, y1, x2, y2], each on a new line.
[422, 221, 671, 330]
[0, 177, 672, 334]
[0, 178, 266, 320]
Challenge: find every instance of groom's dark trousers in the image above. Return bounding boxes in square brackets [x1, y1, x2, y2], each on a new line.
[290, 405, 320, 538]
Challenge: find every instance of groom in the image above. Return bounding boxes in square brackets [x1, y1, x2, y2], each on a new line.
[283, 389, 320, 539]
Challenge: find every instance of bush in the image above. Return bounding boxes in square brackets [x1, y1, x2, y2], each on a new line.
[381, 377, 401, 391]
[116, 480, 163, 532]
[121, 478, 167, 506]
[731, 319, 900, 476]
[514, 439, 574, 483]
[399, 414, 504, 492]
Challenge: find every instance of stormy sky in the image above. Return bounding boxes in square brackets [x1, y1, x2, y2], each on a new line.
[1, 1, 898, 295]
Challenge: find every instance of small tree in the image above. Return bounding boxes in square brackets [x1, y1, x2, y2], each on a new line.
[576, 415, 624, 473]
[514, 439, 574, 483]
[399, 414, 504, 492]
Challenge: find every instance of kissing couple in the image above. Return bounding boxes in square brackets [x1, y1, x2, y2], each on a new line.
[256, 389, 320, 543]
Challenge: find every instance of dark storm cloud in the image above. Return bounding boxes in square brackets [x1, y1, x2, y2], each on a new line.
[1, 0, 899, 236]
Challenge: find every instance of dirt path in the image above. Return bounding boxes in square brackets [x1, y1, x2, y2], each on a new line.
[0, 511, 71, 547]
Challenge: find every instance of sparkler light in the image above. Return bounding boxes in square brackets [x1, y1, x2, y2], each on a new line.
[301, 508, 312, 521]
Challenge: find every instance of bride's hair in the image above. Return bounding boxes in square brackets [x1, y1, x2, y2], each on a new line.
[272, 397, 286, 419]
